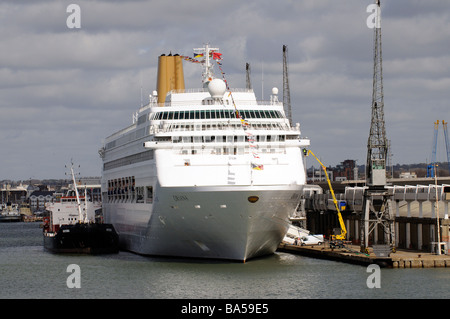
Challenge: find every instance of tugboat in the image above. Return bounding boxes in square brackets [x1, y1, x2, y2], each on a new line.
[43, 164, 119, 254]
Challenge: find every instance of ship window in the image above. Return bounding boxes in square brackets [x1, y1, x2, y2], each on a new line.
[173, 112, 179, 120]
[146, 186, 153, 204]
[172, 136, 181, 143]
[136, 187, 144, 203]
[269, 111, 276, 118]
[255, 110, 262, 118]
[193, 136, 202, 143]
[205, 110, 211, 119]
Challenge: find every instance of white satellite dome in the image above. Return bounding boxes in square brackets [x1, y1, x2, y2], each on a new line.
[208, 78, 226, 99]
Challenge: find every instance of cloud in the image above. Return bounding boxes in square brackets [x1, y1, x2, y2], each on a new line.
[0, 0, 449, 180]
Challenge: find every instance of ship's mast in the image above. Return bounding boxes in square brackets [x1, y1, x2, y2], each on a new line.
[193, 43, 220, 87]
[67, 162, 85, 223]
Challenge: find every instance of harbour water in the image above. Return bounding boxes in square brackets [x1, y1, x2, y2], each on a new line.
[1, 222, 448, 301]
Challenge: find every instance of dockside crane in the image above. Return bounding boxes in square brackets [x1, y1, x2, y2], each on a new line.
[444, 121, 450, 175]
[246, 63, 252, 90]
[282, 45, 292, 126]
[361, 0, 395, 254]
[427, 120, 440, 178]
[303, 149, 347, 248]
[426, 120, 450, 177]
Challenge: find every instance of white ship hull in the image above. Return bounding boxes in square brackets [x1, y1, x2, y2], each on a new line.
[105, 184, 302, 261]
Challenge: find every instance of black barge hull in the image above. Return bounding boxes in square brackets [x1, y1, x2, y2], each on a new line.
[44, 223, 119, 254]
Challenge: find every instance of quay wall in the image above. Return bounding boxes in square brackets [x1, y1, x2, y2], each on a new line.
[302, 178, 450, 254]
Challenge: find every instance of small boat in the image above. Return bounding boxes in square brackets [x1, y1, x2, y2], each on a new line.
[0, 202, 22, 222]
[43, 164, 119, 254]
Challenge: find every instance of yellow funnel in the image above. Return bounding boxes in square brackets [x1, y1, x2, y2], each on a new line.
[156, 54, 185, 105]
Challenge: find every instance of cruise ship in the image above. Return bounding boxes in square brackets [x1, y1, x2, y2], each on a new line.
[99, 44, 310, 261]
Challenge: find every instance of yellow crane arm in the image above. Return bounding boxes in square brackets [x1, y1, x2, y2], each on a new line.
[303, 149, 347, 241]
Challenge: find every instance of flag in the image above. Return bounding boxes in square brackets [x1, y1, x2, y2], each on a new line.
[212, 52, 222, 60]
[251, 163, 264, 170]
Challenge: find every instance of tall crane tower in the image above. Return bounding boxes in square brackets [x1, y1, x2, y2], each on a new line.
[427, 120, 440, 177]
[444, 120, 450, 175]
[361, 0, 395, 254]
[282, 45, 292, 125]
[427, 120, 450, 177]
[366, 0, 387, 187]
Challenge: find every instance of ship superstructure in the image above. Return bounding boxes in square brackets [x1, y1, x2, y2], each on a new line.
[100, 45, 310, 261]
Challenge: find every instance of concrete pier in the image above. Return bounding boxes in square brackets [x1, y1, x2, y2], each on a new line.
[302, 180, 450, 254]
[278, 243, 450, 268]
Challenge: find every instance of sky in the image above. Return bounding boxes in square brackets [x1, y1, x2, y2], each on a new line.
[1, 0, 449, 180]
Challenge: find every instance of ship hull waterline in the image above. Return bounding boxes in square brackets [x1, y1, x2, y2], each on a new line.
[104, 184, 303, 262]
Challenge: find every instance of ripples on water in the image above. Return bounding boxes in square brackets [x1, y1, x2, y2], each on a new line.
[1, 223, 448, 299]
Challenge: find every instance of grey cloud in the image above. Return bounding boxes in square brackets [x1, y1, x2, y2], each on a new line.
[1, 0, 449, 179]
